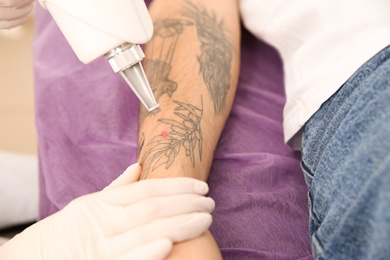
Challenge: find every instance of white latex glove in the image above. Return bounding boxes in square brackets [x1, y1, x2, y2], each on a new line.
[0, 0, 34, 29]
[0, 163, 215, 260]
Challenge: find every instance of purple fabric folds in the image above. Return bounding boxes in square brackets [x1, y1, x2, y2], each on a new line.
[207, 29, 312, 259]
[34, 5, 141, 214]
[33, 2, 312, 259]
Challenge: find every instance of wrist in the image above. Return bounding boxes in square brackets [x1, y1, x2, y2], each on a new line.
[166, 231, 222, 260]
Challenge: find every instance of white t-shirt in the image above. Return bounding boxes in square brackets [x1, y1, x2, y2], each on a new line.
[240, 0, 390, 149]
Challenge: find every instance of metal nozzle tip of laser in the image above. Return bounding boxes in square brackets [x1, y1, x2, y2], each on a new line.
[120, 62, 159, 112]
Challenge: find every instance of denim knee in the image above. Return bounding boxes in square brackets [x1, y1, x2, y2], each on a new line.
[301, 45, 390, 259]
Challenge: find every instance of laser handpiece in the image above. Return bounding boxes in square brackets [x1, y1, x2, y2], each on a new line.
[105, 43, 158, 111]
[38, 0, 159, 111]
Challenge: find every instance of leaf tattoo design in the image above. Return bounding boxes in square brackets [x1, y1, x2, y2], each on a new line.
[140, 99, 203, 178]
[184, 1, 233, 115]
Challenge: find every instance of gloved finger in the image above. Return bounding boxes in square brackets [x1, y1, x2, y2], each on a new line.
[106, 194, 215, 235]
[99, 177, 209, 206]
[0, 14, 26, 29]
[107, 212, 212, 257]
[117, 238, 172, 260]
[0, 3, 32, 21]
[0, 0, 32, 8]
[104, 163, 141, 191]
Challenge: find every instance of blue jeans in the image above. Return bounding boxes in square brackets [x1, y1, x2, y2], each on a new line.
[301, 45, 390, 260]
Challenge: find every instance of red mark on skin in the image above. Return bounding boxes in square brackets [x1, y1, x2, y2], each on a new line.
[161, 131, 169, 138]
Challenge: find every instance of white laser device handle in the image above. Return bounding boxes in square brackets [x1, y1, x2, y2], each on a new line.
[39, 0, 159, 111]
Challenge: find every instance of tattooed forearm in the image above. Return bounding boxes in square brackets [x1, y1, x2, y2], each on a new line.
[136, 0, 238, 255]
[139, 0, 239, 181]
[139, 99, 203, 179]
[183, 1, 233, 115]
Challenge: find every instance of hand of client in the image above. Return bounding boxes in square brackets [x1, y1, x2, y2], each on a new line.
[0, 163, 215, 260]
[0, 0, 34, 29]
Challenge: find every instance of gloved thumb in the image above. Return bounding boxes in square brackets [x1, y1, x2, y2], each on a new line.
[104, 163, 142, 190]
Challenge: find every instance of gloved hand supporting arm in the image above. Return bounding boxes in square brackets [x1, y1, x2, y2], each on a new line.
[0, 163, 215, 260]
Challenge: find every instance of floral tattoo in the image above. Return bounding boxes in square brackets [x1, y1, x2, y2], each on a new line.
[140, 99, 203, 178]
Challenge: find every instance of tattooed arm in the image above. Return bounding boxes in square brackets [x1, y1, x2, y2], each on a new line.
[139, 0, 240, 179]
[138, 0, 240, 258]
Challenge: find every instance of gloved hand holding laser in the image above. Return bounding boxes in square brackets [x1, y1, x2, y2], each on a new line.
[0, 163, 215, 260]
[38, 0, 159, 111]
